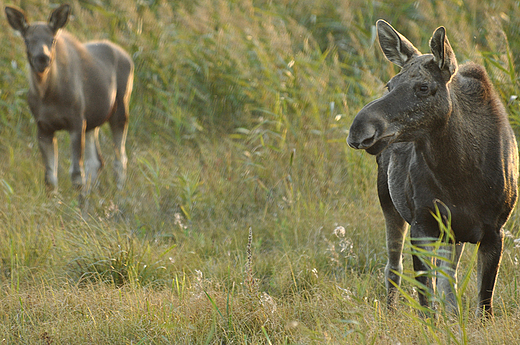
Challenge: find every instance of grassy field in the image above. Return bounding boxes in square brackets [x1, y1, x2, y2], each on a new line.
[1, 0, 520, 343]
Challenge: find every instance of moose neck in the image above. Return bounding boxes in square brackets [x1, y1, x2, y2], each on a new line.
[29, 62, 57, 100]
[417, 83, 483, 177]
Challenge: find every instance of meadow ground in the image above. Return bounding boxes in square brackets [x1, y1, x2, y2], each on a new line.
[1, 0, 520, 343]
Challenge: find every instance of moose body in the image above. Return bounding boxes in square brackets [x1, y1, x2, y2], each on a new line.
[5, 4, 133, 195]
[347, 20, 518, 316]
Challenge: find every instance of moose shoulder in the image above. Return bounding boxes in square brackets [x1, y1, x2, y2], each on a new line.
[347, 20, 518, 317]
[5, 4, 134, 200]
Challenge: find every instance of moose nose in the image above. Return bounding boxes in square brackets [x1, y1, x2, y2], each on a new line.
[32, 54, 50, 73]
[36, 54, 50, 66]
[347, 135, 361, 149]
[347, 138, 360, 149]
[347, 121, 377, 150]
[347, 132, 376, 149]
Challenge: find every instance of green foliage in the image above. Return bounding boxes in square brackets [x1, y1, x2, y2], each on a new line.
[1, 0, 520, 343]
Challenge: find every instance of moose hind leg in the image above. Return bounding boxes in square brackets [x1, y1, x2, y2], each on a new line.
[38, 127, 58, 190]
[109, 102, 128, 190]
[69, 123, 86, 189]
[476, 229, 503, 317]
[84, 127, 103, 192]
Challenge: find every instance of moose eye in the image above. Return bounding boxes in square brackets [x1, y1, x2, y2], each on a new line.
[419, 84, 429, 93]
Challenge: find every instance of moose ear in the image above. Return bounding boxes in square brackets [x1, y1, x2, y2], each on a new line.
[48, 4, 70, 33]
[5, 6, 29, 34]
[430, 27, 458, 83]
[377, 19, 421, 68]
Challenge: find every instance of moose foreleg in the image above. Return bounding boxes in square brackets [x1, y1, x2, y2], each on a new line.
[410, 233, 437, 312]
[37, 127, 58, 190]
[378, 162, 409, 309]
[385, 214, 408, 308]
[436, 242, 464, 315]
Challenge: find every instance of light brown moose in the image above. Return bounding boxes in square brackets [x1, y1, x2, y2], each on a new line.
[5, 4, 134, 198]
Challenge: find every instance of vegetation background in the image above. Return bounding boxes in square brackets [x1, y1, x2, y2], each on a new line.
[1, 0, 520, 343]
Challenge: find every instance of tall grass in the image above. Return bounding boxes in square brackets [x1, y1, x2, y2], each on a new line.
[1, 0, 520, 343]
